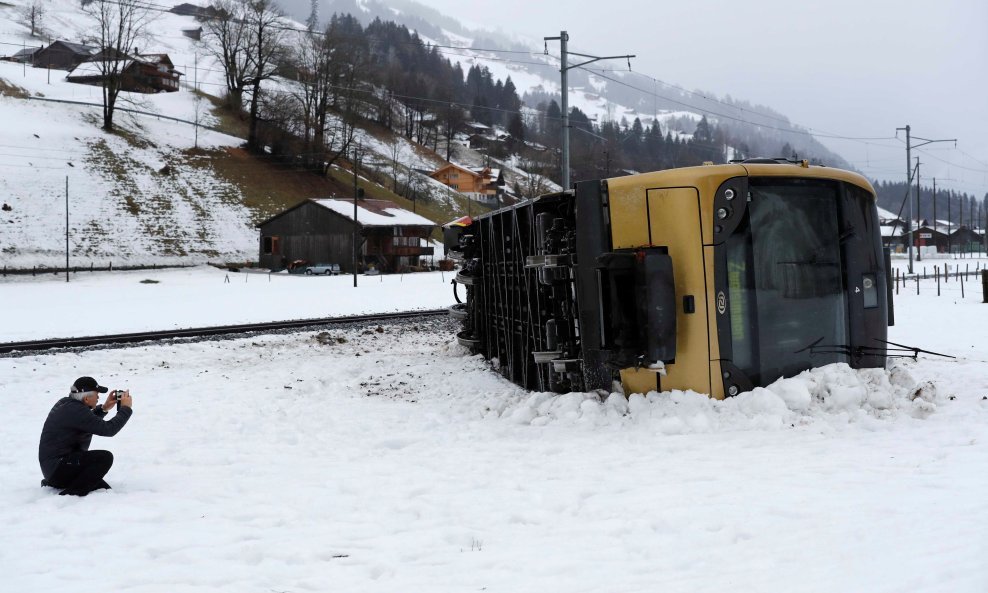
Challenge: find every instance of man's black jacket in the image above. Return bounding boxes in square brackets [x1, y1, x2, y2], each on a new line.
[38, 397, 133, 480]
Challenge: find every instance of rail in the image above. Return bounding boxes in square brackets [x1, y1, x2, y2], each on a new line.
[0, 309, 448, 356]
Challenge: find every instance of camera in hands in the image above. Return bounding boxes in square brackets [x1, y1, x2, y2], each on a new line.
[111, 390, 126, 410]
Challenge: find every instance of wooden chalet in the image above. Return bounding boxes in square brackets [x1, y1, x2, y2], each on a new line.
[257, 198, 436, 273]
[429, 163, 504, 202]
[32, 40, 97, 70]
[66, 53, 182, 93]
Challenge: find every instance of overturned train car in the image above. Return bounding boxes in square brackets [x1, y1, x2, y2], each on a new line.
[446, 161, 893, 399]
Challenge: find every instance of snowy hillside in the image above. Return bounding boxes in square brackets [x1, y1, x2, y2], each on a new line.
[0, 0, 265, 268]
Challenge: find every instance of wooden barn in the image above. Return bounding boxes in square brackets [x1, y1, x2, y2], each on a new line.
[32, 40, 97, 70]
[257, 198, 436, 273]
[949, 226, 985, 254]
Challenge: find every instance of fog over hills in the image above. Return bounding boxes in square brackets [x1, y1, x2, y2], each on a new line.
[281, 0, 854, 169]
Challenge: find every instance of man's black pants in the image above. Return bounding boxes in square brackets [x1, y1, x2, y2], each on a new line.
[48, 450, 113, 496]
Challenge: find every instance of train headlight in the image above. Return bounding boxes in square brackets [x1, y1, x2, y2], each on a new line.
[724, 188, 735, 201]
[862, 273, 878, 308]
[716, 207, 731, 220]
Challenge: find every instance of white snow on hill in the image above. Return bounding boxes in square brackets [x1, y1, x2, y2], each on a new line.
[0, 0, 258, 268]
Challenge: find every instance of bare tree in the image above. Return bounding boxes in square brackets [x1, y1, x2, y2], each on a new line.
[243, 0, 285, 152]
[516, 155, 555, 200]
[84, 0, 155, 131]
[201, 0, 252, 111]
[284, 17, 366, 172]
[21, 0, 46, 37]
[441, 101, 466, 162]
[387, 136, 405, 193]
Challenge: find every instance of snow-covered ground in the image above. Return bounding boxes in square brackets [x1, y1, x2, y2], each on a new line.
[2, 262, 987, 592]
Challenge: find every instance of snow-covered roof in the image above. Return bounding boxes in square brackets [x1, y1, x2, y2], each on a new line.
[67, 59, 135, 78]
[876, 206, 900, 220]
[50, 40, 98, 55]
[313, 198, 435, 227]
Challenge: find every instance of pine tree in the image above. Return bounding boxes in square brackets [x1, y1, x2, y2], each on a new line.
[305, 0, 319, 32]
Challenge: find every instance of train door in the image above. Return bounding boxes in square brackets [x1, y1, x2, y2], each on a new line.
[621, 187, 712, 395]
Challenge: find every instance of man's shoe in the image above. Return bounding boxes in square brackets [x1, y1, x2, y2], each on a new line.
[41, 479, 55, 488]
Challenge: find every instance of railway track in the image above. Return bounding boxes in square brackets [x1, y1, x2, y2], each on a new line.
[0, 309, 450, 356]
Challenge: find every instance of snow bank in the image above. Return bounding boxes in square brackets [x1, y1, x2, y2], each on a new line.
[496, 363, 941, 432]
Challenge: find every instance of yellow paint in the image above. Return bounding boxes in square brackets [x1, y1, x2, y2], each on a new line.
[620, 368, 658, 395]
[602, 163, 875, 399]
[645, 187, 711, 395]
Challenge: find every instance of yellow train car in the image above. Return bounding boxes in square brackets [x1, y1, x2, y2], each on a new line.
[447, 160, 892, 398]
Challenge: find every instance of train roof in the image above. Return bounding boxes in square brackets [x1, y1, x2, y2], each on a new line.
[606, 162, 875, 197]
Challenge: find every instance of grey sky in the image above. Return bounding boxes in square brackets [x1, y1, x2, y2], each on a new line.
[412, 0, 988, 197]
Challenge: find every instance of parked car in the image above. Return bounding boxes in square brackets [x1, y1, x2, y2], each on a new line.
[305, 263, 341, 275]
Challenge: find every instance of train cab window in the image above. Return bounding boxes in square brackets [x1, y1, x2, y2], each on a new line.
[724, 178, 848, 387]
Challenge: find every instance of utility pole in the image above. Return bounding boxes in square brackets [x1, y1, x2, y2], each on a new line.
[932, 177, 937, 254]
[352, 141, 360, 288]
[896, 126, 955, 273]
[915, 157, 921, 261]
[544, 31, 634, 190]
[65, 176, 69, 283]
[948, 191, 952, 255]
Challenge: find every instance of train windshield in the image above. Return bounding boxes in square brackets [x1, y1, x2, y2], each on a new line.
[725, 178, 849, 386]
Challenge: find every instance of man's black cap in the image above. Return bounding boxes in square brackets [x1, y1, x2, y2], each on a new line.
[71, 376, 108, 394]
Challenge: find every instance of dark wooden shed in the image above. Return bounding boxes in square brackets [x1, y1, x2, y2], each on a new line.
[257, 198, 436, 273]
[32, 40, 97, 70]
[949, 227, 984, 254]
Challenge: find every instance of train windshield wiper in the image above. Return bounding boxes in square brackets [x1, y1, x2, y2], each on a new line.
[794, 337, 955, 360]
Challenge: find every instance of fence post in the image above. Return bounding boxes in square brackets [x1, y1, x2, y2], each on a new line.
[982, 270, 988, 303]
[916, 274, 919, 295]
[961, 273, 965, 298]
[936, 266, 940, 296]
[109, 261, 113, 272]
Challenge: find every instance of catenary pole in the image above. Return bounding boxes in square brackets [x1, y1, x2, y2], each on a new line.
[916, 158, 921, 261]
[544, 31, 634, 190]
[896, 125, 956, 273]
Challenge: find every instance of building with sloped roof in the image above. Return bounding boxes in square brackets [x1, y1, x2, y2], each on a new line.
[256, 198, 436, 273]
[32, 40, 97, 70]
[66, 53, 182, 93]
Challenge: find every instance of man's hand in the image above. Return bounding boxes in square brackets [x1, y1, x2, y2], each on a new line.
[119, 391, 133, 410]
[101, 392, 117, 413]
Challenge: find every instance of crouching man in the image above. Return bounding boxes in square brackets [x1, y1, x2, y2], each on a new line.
[38, 376, 133, 496]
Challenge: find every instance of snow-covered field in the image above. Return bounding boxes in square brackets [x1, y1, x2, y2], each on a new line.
[2, 263, 987, 592]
